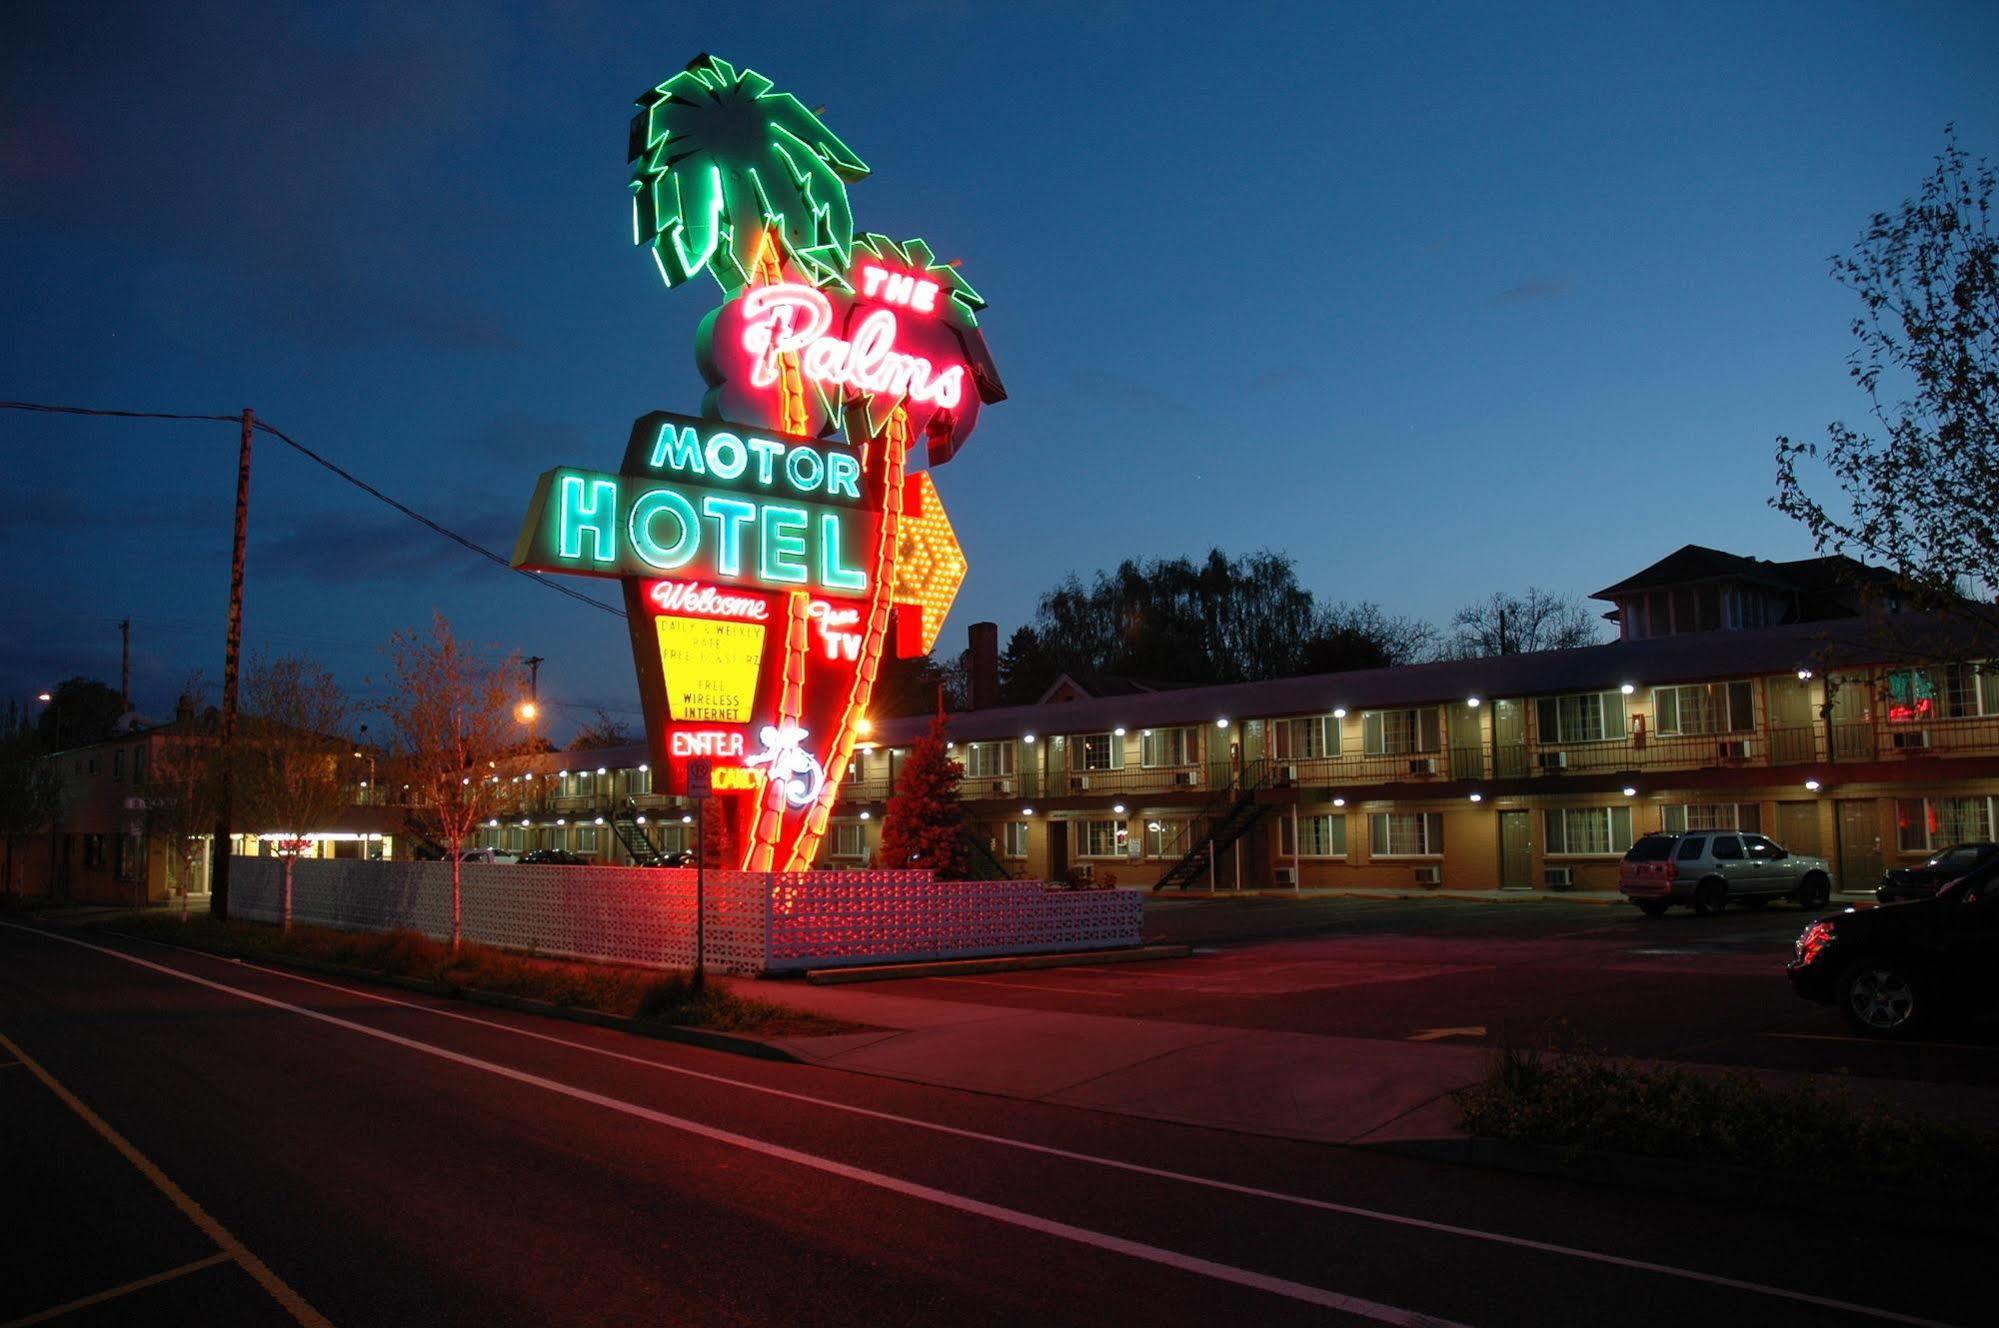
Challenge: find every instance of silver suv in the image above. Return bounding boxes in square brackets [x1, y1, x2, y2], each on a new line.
[1619, 831, 1833, 917]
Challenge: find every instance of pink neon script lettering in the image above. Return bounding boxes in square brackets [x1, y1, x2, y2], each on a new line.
[740, 283, 965, 409]
[648, 580, 769, 621]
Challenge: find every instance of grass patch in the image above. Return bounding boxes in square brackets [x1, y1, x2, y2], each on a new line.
[99, 912, 857, 1039]
[1453, 1044, 1999, 1200]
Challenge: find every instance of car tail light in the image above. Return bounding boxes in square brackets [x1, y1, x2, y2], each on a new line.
[1663, 860, 1677, 882]
[1795, 920, 1836, 965]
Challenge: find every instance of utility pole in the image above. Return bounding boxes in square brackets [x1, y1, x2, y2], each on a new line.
[524, 656, 544, 699]
[119, 619, 131, 713]
[212, 408, 253, 920]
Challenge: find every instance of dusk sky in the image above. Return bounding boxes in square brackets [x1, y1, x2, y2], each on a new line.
[4, 1, 1995, 740]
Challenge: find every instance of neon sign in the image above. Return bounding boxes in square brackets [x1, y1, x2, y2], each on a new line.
[515, 54, 1005, 871]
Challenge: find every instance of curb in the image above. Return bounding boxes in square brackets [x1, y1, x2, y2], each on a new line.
[81, 921, 800, 1064]
[1369, 1135, 1991, 1235]
[802, 944, 1193, 985]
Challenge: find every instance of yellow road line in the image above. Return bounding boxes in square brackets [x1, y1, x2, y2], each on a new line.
[0, 1031, 332, 1328]
[1, 1252, 231, 1327]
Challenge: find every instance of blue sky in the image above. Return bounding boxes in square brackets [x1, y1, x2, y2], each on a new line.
[3, 1, 1995, 737]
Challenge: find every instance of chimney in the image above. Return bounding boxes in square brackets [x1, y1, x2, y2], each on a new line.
[968, 621, 1000, 710]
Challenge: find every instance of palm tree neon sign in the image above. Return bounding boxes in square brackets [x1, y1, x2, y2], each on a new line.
[514, 54, 1004, 872]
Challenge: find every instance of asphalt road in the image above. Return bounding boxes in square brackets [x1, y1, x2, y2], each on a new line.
[0, 919, 1980, 1328]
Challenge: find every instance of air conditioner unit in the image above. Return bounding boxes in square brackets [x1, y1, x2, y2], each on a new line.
[1413, 866, 1443, 885]
[1892, 730, 1932, 751]
[1279, 763, 1300, 785]
[1717, 740, 1753, 760]
[1272, 866, 1297, 887]
[1543, 867, 1575, 888]
[1408, 757, 1438, 775]
[1173, 770, 1197, 787]
[1070, 774, 1091, 791]
[988, 778, 1013, 795]
[1538, 751, 1569, 771]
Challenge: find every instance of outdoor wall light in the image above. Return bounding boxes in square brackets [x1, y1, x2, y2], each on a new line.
[856, 717, 874, 737]
[1620, 683, 1636, 695]
[638, 763, 649, 772]
[1112, 803, 1126, 814]
[461, 777, 470, 785]
[682, 814, 694, 824]
[597, 767, 607, 776]
[556, 818, 567, 826]
[1147, 821, 1162, 832]
[1113, 726, 1126, 736]
[558, 769, 569, 777]
[860, 810, 872, 820]
[1216, 717, 1230, 728]
[359, 780, 368, 788]
[1466, 697, 1481, 708]
[489, 819, 499, 827]
[635, 816, 646, 825]
[1622, 786, 1637, 797]
[1798, 669, 1814, 682]
[1805, 779, 1822, 792]
[1022, 807, 1035, 816]
[519, 819, 530, 827]
[1468, 792, 1483, 802]
[1332, 708, 1347, 719]
[1333, 797, 1346, 807]
[1141, 729, 1153, 737]
[1023, 733, 1036, 743]
[594, 817, 605, 825]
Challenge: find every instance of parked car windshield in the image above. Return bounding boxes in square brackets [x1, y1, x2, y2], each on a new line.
[1928, 845, 1989, 870]
[1624, 836, 1675, 862]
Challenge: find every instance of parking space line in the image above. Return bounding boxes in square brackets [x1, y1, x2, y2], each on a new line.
[1, 1252, 232, 1328]
[0, 1031, 332, 1328]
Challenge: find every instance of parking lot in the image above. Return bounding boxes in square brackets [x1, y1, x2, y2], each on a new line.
[871, 894, 1999, 1092]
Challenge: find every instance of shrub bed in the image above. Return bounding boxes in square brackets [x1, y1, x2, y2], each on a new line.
[101, 913, 855, 1038]
[1453, 1045, 1999, 1200]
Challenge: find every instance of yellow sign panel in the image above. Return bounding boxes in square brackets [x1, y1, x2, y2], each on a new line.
[892, 471, 968, 654]
[656, 616, 765, 722]
[712, 766, 762, 791]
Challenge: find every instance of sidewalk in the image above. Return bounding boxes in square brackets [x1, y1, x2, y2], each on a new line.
[743, 978, 1999, 1148]
[1157, 887, 1628, 904]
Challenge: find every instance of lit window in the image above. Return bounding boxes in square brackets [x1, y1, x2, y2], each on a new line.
[1369, 812, 1443, 856]
[1280, 813, 1348, 858]
[1544, 807, 1634, 856]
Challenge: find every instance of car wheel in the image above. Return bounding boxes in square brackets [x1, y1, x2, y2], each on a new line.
[1692, 878, 1728, 916]
[1796, 872, 1831, 910]
[1837, 957, 1931, 1038]
[1635, 899, 1670, 917]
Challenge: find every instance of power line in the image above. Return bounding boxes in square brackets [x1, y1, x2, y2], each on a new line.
[0, 400, 627, 621]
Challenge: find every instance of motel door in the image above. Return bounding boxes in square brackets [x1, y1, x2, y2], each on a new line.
[1448, 702, 1483, 780]
[1776, 801, 1823, 860]
[1492, 700, 1527, 778]
[1767, 676, 1815, 764]
[1498, 810, 1533, 890]
[1835, 800, 1884, 895]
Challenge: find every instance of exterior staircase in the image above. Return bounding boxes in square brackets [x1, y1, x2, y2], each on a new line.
[612, 801, 662, 863]
[959, 824, 1014, 880]
[1152, 759, 1275, 891]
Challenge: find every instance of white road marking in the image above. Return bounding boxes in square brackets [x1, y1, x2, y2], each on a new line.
[1, 1253, 232, 1328]
[12, 923, 1962, 1328]
[1, 925, 1457, 1327]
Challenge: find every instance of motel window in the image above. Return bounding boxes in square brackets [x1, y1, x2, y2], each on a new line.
[964, 741, 1016, 779]
[1075, 733, 1125, 771]
[1896, 797, 1995, 853]
[1140, 727, 1198, 768]
[1280, 813, 1348, 859]
[1544, 807, 1634, 857]
[132, 745, 147, 784]
[629, 767, 652, 795]
[574, 827, 600, 855]
[1662, 803, 1761, 833]
[113, 749, 125, 780]
[1077, 819, 1126, 858]
[1002, 821, 1029, 859]
[549, 828, 567, 851]
[505, 826, 526, 853]
[1362, 709, 1441, 756]
[654, 824, 688, 855]
[1653, 682, 1754, 736]
[1272, 715, 1339, 761]
[832, 822, 865, 858]
[1369, 812, 1443, 857]
[1144, 819, 1188, 858]
[1885, 664, 1999, 722]
[1534, 692, 1626, 745]
[83, 835, 108, 870]
[116, 832, 144, 881]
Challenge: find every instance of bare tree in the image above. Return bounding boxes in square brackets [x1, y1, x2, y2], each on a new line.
[566, 707, 637, 751]
[378, 613, 526, 949]
[142, 674, 222, 920]
[237, 654, 350, 930]
[1446, 588, 1604, 659]
[1775, 128, 1999, 652]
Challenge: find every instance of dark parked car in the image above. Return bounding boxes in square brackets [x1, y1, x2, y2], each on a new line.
[1788, 860, 1999, 1037]
[1878, 841, 1999, 903]
[517, 849, 591, 866]
[639, 851, 696, 868]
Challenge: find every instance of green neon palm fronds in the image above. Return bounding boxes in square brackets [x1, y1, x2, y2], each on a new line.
[630, 55, 870, 292]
